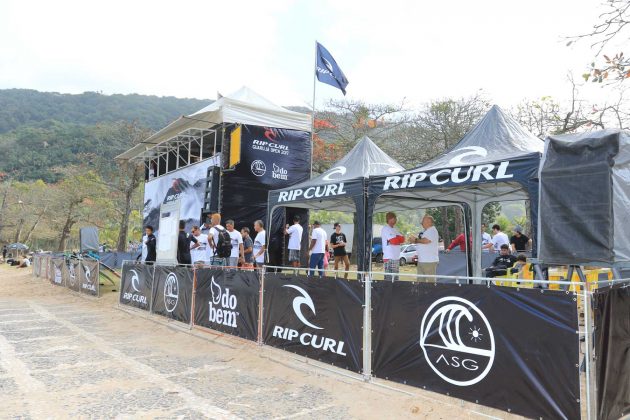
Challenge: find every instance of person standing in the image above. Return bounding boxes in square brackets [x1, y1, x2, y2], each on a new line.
[484, 224, 510, 253]
[410, 215, 440, 282]
[143, 226, 157, 264]
[208, 213, 231, 265]
[381, 212, 405, 281]
[225, 220, 244, 267]
[190, 226, 210, 266]
[177, 220, 199, 265]
[330, 223, 350, 278]
[241, 227, 254, 266]
[510, 225, 531, 253]
[481, 223, 492, 252]
[2, 245, 7, 261]
[444, 232, 470, 253]
[285, 216, 304, 268]
[252, 220, 266, 267]
[308, 221, 327, 277]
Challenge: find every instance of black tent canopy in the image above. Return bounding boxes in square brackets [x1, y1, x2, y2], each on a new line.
[267, 136, 404, 270]
[367, 105, 544, 277]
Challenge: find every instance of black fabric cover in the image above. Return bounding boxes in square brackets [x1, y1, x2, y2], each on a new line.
[593, 284, 630, 420]
[262, 273, 364, 372]
[222, 124, 311, 232]
[194, 268, 260, 341]
[371, 281, 579, 419]
[539, 131, 619, 264]
[120, 263, 153, 311]
[151, 265, 194, 324]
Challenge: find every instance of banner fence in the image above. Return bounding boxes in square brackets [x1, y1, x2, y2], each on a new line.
[32, 254, 100, 297]
[32, 258, 622, 420]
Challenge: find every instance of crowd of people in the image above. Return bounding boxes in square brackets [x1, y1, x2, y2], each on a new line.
[135, 211, 532, 281]
[137, 213, 266, 268]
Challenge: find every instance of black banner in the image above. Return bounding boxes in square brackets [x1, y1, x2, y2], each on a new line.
[67, 259, 81, 292]
[221, 124, 311, 231]
[262, 273, 364, 372]
[594, 284, 630, 420]
[51, 258, 64, 286]
[151, 265, 194, 324]
[120, 263, 153, 311]
[80, 260, 99, 296]
[194, 268, 260, 341]
[371, 282, 579, 419]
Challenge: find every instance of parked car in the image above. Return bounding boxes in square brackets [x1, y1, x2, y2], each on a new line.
[400, 244, 418, 266]
[372, 237, 383, 263]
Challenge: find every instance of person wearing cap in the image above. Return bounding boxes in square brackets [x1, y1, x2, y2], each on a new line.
[381, 212, 405, 281]
[308, 221, 327, 277]
[510, 225, 531, 253]
[330, 223, 350, 279]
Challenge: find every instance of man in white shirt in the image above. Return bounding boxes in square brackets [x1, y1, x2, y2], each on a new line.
[225, 219, 244, 267]
[190, 226, 210, 266]
[308, 221, 327, 277]
[208, 213, 227, 265]
[252, 220, 266, 267]
[481, 223, 492, 253]
[381, 212, 405, 281]
[285, 215, 304, 268]
[484, 224, 510, 253]
[410, 215, 440, 282]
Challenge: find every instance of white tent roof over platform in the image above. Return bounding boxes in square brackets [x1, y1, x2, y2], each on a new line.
[117, 86, 312, 160]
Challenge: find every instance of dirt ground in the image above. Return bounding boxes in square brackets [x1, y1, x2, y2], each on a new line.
[0, 265, 522, 419]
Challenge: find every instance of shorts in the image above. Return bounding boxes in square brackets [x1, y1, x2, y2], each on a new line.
[289, 249, 301, 262]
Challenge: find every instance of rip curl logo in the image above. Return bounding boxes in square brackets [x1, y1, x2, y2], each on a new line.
[82, 264, 96, 292]
[130, 269, 141, 292]
[283, 284, 322, 330]
[448, 146, 488, 166]
[164, 272, 179, 313]
[69, 263, 77, 286]
[54, 264, 63, 284]
[122, 268, 148, 306]
[322, 166, 347, 181]
[419, 296, 495, 386]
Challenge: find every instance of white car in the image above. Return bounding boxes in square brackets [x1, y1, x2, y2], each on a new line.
[399, 244, 418, 266]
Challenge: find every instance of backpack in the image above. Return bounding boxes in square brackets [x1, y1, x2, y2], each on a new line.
[215, 227, 232, 258]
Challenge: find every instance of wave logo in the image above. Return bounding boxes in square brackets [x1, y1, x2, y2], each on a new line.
[130, 269, 141, 292]
[164, 272, 179, 313]
[419, 296, 495, 386]
[448, 146, 488, 166]
[283, 285, 322, 330]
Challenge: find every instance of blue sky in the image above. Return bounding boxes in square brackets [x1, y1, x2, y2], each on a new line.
[0, 0, 620, 109]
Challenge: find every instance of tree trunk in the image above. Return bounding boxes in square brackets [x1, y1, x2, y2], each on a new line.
[57, 205, 75, 251]
[454, 207, 464, 237]
[116, 188, 133, 251]
[0, 185, 9, 238]
[14, 218, 23, 243]
[22, 208, 47, 245]
[440, 207, 451, 245]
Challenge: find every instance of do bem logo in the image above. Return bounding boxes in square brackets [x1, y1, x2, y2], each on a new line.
[209, 276, 238, 328]
[272, 163, 288, 180]
[419, 296, 495, 386]
[271, 284, 346, 356]
[164, 272, 179, 313]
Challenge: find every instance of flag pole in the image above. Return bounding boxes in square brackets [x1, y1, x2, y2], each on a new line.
[310, 40, 317, 178]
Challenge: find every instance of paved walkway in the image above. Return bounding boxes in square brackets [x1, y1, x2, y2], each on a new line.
[0, 266, 517, 419]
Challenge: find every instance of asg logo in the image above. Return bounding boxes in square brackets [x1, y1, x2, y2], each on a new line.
[419, 296, 495, 386]
[251, 160, 266, 177]
[209, 276, 238, 328]
[272, 163, 288, 180]
[271, 284, 346, 356]
[164, 272, 179, 313]
[284, 284, 322, 329]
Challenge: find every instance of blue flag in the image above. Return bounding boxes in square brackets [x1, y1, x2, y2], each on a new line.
[315, 42, 349, 95]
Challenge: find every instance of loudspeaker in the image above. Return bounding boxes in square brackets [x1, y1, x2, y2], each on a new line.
[203, 166, 221, 215]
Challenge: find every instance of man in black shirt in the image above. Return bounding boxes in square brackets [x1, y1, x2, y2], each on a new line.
[144, 225, 157, 263]
[484, 244, 517, 278]
[510, 225, 531, 252]
[330, 223, 350, 279]
[177, 220, 199, 265]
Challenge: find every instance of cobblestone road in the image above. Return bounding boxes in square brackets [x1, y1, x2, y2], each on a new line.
[0, 267, 517, 419]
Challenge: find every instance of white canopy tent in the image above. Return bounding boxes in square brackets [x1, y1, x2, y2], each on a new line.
[116, 86, 312, 161]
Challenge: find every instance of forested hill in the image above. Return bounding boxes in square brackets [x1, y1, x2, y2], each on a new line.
[0, 89, 210, 133]
[0, 89, 213, 182]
